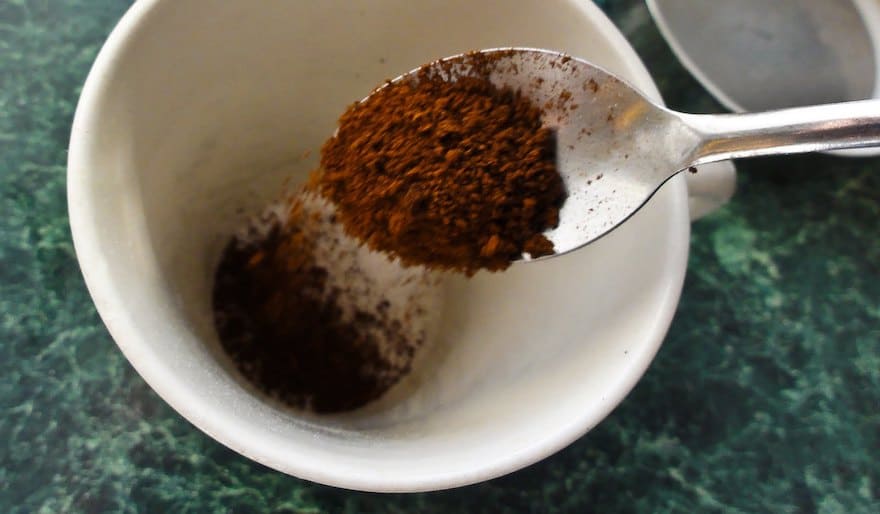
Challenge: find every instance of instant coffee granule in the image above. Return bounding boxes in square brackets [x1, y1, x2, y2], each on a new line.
[212, 53, 567, 412]
[212, 192, 441, 413]
[316, 53, 566, 275]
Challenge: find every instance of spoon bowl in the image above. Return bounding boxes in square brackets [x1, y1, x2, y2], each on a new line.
[394, 48, 880, 257]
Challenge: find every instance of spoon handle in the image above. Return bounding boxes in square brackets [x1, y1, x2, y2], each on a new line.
[681, 99, 880, 165]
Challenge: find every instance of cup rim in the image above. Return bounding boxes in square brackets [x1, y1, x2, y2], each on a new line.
[67, 0, 690, 492]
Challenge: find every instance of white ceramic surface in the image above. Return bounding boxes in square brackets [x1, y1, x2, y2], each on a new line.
[68, 0, 734, 492]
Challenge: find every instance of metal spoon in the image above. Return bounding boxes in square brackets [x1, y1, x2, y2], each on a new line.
[391, 48, 880, 258]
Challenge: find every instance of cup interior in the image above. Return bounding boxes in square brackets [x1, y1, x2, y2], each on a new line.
[69, 0, 690, 491]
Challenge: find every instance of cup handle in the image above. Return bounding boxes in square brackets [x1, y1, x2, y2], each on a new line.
[685, 160, 737, 220]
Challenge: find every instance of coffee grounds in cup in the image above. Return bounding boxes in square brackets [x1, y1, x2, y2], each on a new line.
[212, 193, 440, 413]
[315, 53, 566, 275]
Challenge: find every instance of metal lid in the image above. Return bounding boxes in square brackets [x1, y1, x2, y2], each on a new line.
[647, 0, 880, 157]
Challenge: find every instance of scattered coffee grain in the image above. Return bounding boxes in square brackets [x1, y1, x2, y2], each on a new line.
[212, 193, 440, 413]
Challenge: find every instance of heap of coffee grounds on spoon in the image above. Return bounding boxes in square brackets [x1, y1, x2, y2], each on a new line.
[316, 54, 566, 275]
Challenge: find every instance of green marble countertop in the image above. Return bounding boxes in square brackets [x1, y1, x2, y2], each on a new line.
[2, 1, 878, 512]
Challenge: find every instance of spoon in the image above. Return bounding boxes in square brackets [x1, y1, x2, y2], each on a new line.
[393, 48, 880, 257]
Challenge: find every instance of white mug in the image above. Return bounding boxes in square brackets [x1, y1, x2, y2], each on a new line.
[68, 0, 735, 492]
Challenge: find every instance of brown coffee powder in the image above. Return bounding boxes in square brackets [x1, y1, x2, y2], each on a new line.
[213, 54, 567, 413]
[316, 56, 566, 275]
[212, 195, 438, 413]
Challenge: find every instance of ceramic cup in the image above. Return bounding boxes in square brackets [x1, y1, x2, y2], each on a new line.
[68, 0, 735, 492]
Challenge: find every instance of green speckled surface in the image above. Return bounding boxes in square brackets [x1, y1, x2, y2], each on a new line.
[1, 1, 878, 512]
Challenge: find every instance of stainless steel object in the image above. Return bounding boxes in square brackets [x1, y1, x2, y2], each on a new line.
[380, 49, 880, 258]
[646, 0, 880, 157]
[646, 0, 877, 111]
